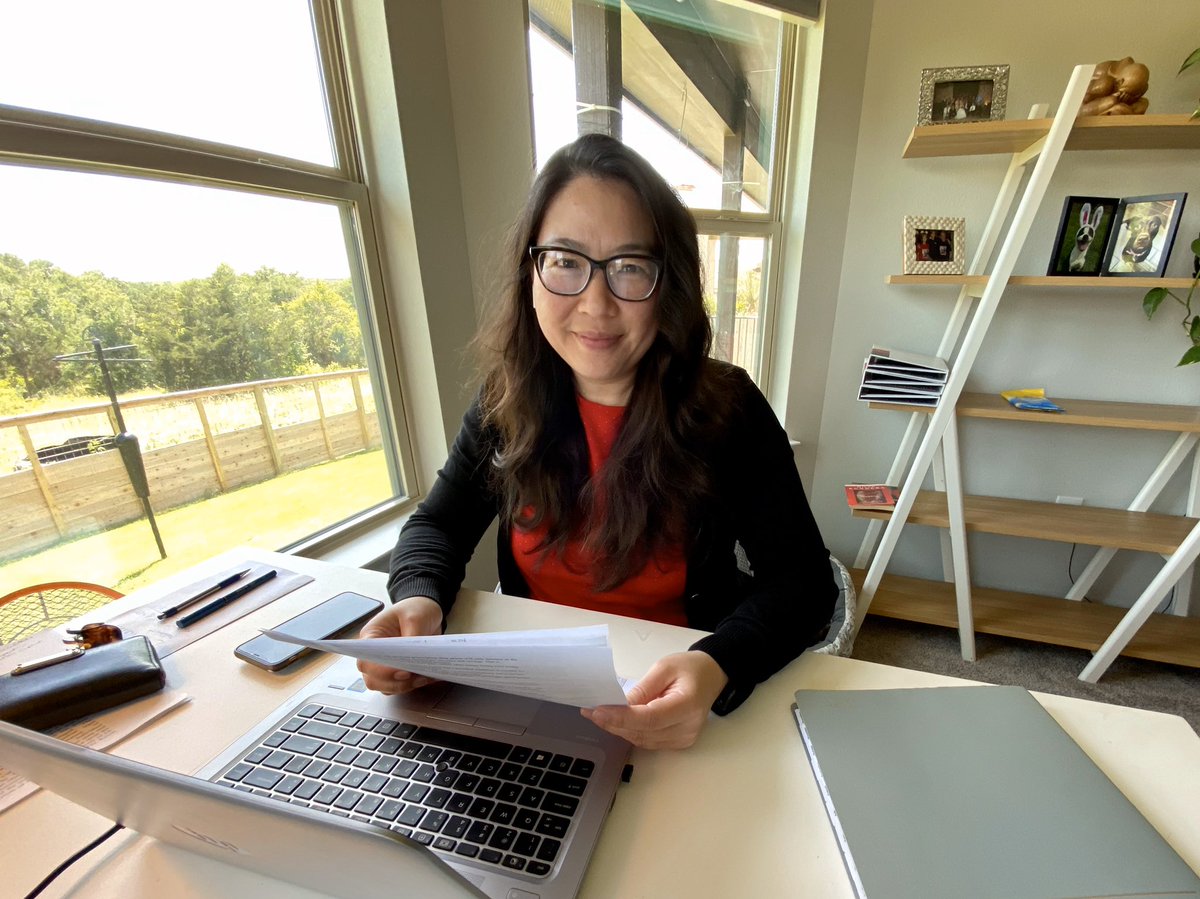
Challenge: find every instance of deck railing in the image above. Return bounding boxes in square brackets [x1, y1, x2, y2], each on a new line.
[0, 370, 381, 561]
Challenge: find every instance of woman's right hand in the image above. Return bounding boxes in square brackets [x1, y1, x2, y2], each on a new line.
[355, 596, 444, 694]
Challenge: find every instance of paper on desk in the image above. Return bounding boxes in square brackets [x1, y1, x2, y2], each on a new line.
[0, 689, 191, 812]
[260, 624, 629, 708]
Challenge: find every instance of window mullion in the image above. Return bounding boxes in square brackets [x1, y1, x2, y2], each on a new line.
[0, 109, 360, 202]
[315, 0, 361, 180]
[691, 216, 777, 238]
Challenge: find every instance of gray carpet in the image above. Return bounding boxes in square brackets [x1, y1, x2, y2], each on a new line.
[852, 616, 1200, 736]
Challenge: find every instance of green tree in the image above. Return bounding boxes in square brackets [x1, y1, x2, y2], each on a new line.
[0, 256, 82, 396]
[62, 270, 149, 395]
[285, 280, 365, 370]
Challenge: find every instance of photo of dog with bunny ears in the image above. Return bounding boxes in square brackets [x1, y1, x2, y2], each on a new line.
[1048, 195, 1118, 276]
[1069, 203, 1105, 271]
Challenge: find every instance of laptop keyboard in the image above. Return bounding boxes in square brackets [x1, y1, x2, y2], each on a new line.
[215, 702, 595, 879]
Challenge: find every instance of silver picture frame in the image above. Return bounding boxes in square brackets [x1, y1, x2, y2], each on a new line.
[918, 65, 1009, 126]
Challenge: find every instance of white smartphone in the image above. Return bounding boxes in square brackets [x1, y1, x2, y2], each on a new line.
[234, 591, 383, 672]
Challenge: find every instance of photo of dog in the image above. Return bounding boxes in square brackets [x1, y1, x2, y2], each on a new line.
[1047, 195, 1117, 276]
[1068, 203, 1104, 272]
[1119, 213, 1164, 266]
[1106, 194, 1188, 277]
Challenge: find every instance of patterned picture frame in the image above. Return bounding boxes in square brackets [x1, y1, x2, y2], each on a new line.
[903, 216, 966, 275]
[918, 64, 1009, 126]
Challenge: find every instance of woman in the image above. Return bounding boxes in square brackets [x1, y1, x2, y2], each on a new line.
[358, 134, 836, 750]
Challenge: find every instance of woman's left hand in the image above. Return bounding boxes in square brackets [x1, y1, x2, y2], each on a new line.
[580, 651, 729, 750]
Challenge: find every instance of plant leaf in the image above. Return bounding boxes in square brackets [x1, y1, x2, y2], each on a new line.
[1192, 237, 1200, 257]
[1180, 47, 1200, 73]
[1189, 317, 1200, 340]
[1143, 287, 1169, 318]
[1179, 345, 1200, 366]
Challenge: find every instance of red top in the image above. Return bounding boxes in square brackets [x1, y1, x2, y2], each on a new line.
[511, 395, 688, 626]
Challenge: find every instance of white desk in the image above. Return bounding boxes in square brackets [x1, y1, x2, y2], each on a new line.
[5, 548, 1200, 897]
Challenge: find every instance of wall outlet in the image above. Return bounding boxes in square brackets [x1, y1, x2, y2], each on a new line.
[1056, 495, 1084, 505]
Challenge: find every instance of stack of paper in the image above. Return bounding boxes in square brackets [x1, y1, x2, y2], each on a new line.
[261, 624, 630, 708]
[857, 346, 948, 407]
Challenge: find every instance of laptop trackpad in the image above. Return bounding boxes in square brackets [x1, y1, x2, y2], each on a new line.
[431, 685, 540, 729]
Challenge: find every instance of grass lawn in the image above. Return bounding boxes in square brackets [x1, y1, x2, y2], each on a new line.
[0, 450, 395, 601]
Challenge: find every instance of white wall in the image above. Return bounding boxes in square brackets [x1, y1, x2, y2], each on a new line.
[770, 0, 874, 488]
[341, 0, 532, 584]
[806, 0, 1200, 610]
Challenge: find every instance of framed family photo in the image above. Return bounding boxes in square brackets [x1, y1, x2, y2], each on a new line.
[1103, 193, 1188, 277]
[903, 216, 966, 275]
[918, 65, 1009, 126]
[1046, 195, 1118, 276]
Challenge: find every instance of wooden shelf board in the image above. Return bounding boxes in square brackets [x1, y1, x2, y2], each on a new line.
[850, 568, 1200, 669]
[850, 490, 1197, 553]
[868, 393, 1200, 429]
[902, 114, 1200, 159]
[956, 392, 1200, 431]
[885, 274, 1195, 289]
[867, 401, 939, 414]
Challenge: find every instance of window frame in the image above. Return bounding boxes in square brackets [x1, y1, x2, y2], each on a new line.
[687, 18, 799, 392]
[0, 0, 417, 555]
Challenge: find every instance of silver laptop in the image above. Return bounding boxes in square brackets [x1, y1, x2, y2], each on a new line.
[0, 653, 630, 899]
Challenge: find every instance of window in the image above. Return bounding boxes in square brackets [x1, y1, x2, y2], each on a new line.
[0, 1, 411, 600]
[527, 0, 799, 384]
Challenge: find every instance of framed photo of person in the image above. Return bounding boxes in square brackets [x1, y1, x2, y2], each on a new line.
[918, 65, 1009, 126]
[1102, 193, 1188, 277]
[903, 216, 966, 275]
[1046, 195, 1119, 276]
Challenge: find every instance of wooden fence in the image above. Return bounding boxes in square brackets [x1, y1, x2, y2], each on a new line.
[708, 314, 759, 373]
[0, 371, 381, 562]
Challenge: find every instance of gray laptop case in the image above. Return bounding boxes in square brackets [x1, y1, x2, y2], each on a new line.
[1, 654, 629, 899]
[791, 685, 1200, 899]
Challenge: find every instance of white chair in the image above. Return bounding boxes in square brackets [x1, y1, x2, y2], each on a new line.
[733, 545, 856, 657]
[807, 554, 857, 657]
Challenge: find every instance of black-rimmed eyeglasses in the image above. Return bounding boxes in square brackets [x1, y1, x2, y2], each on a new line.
[528, 246, 662, 302]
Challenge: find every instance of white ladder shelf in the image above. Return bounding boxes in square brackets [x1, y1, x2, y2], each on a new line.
[851, 64, 1200, 683]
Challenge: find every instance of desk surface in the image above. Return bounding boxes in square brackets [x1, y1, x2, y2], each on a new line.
[5, 548, 1200, 898]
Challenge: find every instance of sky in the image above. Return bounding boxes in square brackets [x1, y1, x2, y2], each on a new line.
[0, 3, 762, 283]
[0, 0, 345, 282]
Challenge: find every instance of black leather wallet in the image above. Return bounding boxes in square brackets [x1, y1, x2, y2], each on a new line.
[0, 636, 166, 730]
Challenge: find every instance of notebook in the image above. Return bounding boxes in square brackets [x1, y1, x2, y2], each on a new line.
[791, 685, 1200, 899]
[0, 652, 630, 899]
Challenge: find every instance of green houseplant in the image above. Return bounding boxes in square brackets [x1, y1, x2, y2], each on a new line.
[1185, 46, 1200, 118]
[1143, 238, 1200, 365]
[1140, 47, 1200, 364]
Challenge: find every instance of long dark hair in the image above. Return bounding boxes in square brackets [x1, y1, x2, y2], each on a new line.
[475, 133, 731, 591]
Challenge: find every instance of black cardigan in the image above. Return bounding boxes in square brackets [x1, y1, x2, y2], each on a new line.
[387, 364, 837, 714]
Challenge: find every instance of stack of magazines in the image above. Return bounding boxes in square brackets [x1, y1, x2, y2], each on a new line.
[857, 346, 948, 407]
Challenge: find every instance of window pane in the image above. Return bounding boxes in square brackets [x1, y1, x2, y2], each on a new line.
[0, 0, 333, 165]
[701, 234, 765, 377]
[528, 0, 783, 214]
[0, 165, 397, 596]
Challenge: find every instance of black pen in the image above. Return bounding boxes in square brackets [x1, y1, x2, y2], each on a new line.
[157, 568, 252, 619]
[176, 569, 278, 628]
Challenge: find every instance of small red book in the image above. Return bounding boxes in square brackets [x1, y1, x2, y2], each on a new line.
[844, 484, 899, 510]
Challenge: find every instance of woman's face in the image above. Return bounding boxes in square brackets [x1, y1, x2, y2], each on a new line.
[532, 175, 660, 406]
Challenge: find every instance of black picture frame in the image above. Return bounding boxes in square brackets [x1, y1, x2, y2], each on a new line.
[1046, 195, 1119, 276]
[1102, 193, 1189, 277]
